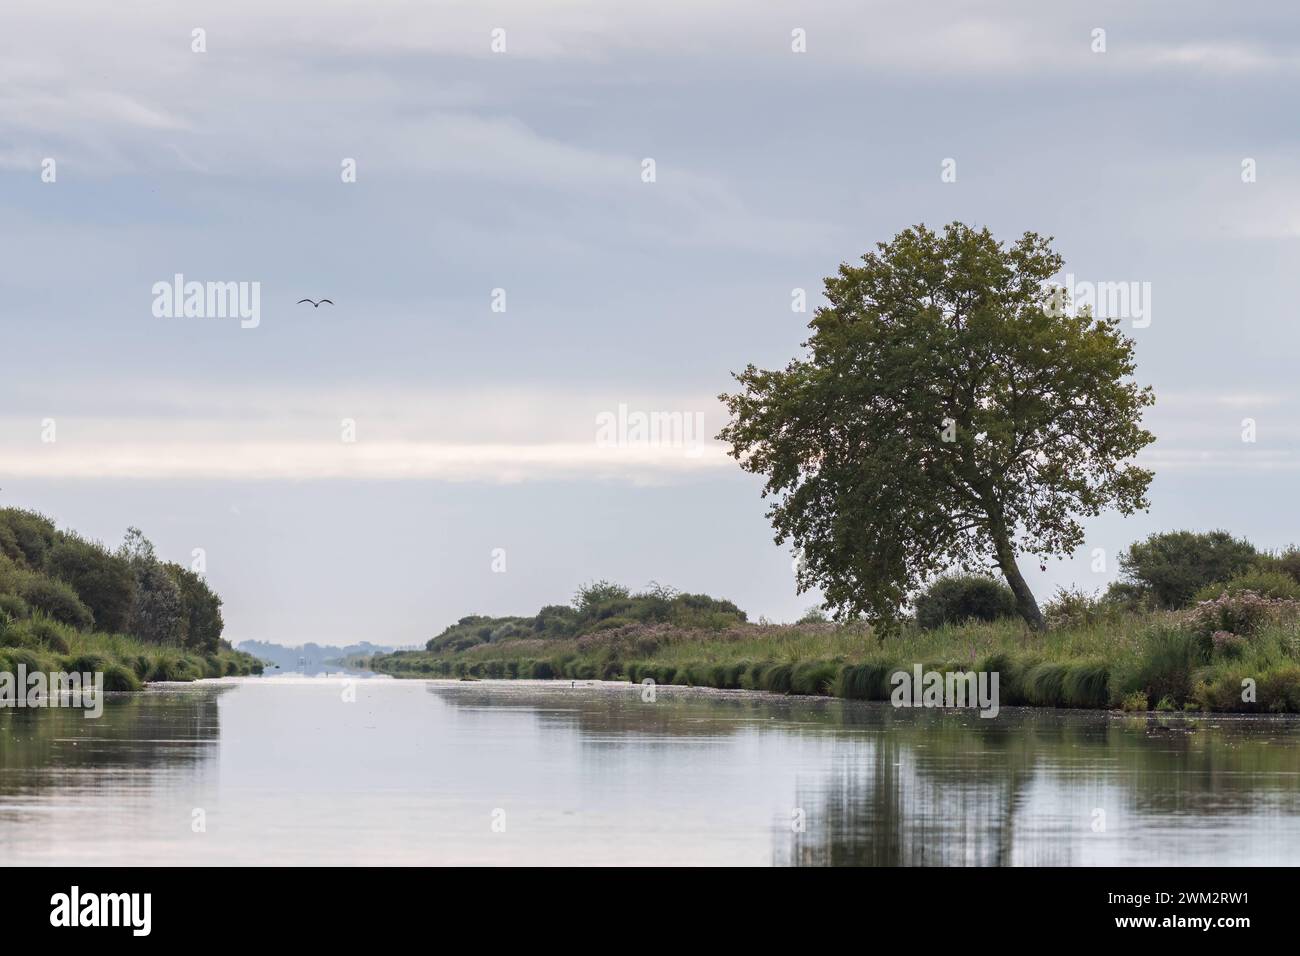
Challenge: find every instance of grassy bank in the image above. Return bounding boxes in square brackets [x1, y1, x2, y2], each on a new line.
[0, 508, 262, 689]
[367, 607, 1300, 713]
[0, 619, 263, 690]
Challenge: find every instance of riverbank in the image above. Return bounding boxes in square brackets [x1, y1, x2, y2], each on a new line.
[0, 508, 262, 689]
[0, 628, 263, 690]
[366, 611, 1300, 713]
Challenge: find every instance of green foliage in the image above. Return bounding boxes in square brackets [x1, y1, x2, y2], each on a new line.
[126, 560, 185, 646]
[1043, 586, 1117, 630]
[573, 580, 632, 615]
[6, 617, 75, 654]
[425, 581, 746, 652]
[0, 508, 58, 567]
[1184, 590, 1283, 639]
[46, 535, 136, 634]
[0, 510, 246, 686]
[1100, 579, 1153, 613]
[1111, 627, 1205, 708]
[914, 575, 1017, 630]
[718, 223, 1154, 631]
[164, 562, 224, 653]
[0, 593, 30, 621]
[1118, 530, 1257, 609]
[1193, 571, 1300, 603]
[21, 576, 94, 629]
[100, 663, 142, 691]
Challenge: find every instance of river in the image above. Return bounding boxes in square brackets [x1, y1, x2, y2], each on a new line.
[2, 675, 1298, 865]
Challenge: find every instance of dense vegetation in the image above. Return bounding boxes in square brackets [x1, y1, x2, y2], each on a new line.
[424, 581, 746, 653]
[368, 530, 1300, 713]
[0, 508, 261, 687]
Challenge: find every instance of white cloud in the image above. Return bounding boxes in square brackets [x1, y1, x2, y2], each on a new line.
[0, 384, 731, 482]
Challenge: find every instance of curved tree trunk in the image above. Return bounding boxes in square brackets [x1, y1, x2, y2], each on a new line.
[991, 528, 1045, 631]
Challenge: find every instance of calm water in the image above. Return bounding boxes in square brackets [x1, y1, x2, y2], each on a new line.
[1, 676, 1298, 865]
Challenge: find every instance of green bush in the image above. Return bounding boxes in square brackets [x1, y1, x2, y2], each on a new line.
[790, 661, 839, 696]
[1193, 571, 1300, 603]
[915, 575, 1017, 630]
[21, 576, 94, 629]
[101, 663, 142, 691]
[1252, 547, 1300, 586]
[1115, 627, 1205, 707]
[24, 618, 73, 654]
[0, 509, 58, 567]
[0, 593, 30, 621]
[46, 536, 136, 634]
[1023, 662, 1069, 707]
[1061, 661, 1110, 708]
[1118, 530, 1257, 609]
[1043, 587, 1112, 630]
[835, 662, 895, 700]
[1259, 665, 1300, 712]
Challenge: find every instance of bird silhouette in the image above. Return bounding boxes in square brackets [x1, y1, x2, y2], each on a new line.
[296, 298, 334, 308]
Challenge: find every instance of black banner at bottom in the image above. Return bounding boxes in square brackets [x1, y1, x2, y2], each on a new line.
[6, 866, 1278, 941]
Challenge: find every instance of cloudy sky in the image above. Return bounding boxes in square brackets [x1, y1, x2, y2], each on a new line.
[2, 1, 1298, 646]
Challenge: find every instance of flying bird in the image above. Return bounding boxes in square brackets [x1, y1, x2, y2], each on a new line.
[297, 298, 334, 308]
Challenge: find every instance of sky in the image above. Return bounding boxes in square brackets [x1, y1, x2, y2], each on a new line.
[2, 1, 1299, 647]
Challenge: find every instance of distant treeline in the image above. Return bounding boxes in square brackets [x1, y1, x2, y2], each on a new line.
[0, 508, 224, 653]
[238, 640, 397, 670]
[425, 581, 747, 653]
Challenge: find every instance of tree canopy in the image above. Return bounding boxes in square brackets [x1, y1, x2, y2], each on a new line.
[719, 222, 1155, 630]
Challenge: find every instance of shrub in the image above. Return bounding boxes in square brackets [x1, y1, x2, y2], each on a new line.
[1193, 571, 1300, 603]
[1101, 579, 1153, 613]
[1211, 630, 1248, 659]
[790, 661, 839, 696]
[1122, 627, 1205, 706]
[2, 616, 71, 655]
[1043, 586, 1112, 630]
[836, 662, 895, 700]
[146, 654, 198, 682]
[1023, 662, 1069, 707]
[1061, 661, 1110, 708]
[101, 663, 142, 691]
[0, 509, 58, 567]
[762, 663, 794, 694]
[0, 593, 30, 621]
[1119, 691, 1149, 712]
[1185, 590, 1285, 640]
[63, 652, 109, 673]
[21, 576, 94, 629]
[914, 575, 1018, 630]
[1117, 530, 1257, 609]
[1276, 549, 1300, 585]
[24, 618, 73, 654]
[1259, 665, 1300, 712]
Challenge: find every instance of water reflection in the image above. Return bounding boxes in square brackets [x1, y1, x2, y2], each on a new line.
[0, 677, 1296, 865]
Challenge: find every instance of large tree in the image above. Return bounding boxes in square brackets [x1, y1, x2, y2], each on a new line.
[719, 223, 1155, 630]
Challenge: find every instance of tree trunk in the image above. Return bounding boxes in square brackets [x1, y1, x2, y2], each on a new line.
[991, 529, 1045, 631]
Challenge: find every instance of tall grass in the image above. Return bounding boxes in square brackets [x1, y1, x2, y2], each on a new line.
[369, 609, 1300, 713]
